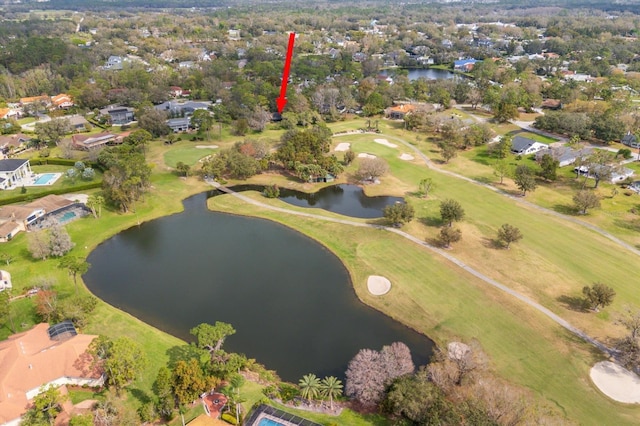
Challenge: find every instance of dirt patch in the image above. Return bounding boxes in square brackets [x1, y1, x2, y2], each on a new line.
[399, 153, 414, 161]
[195, 145, 219, 149]
[374, 138, 398, 148]
[358, 153, 377, 159]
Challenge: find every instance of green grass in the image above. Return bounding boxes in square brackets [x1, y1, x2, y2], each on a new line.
[163, 143, 218, 168]
[0, 165, 102, 201]
[510, 131, 558, 144]
[68, 388, 106, 404]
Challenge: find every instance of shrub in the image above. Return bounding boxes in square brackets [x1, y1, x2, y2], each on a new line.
[278, 383, 300, 403]
[263, 184, 280, 198]
[221, 412, 237, 425]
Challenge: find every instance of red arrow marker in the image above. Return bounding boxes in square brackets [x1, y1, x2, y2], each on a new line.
[276, 32, 296, 113]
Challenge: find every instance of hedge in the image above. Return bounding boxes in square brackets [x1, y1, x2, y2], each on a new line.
[29, 158, 106, 172]
[0, 181, 102, 206]
[221, 413, 237, 425]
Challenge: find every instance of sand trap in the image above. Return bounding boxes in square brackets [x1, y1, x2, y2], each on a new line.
[367, 275, 391, 295]
[590, 361, 640, 403]
[195, 145, 219, 149]
[399, 153, 414, 161]
[358, 153, 377, 159]
[374, 138, 398, 148]
[334, 142, 351, 152]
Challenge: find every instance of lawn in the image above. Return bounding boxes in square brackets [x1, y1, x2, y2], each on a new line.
[0, 164, 102, 201]
[208, 193, 640, 425]
[163, 143, 218, 168]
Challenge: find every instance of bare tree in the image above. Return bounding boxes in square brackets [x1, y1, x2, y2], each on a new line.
[345, 348, 386, 406]
[58, 139, 75, 159]
[355, 158, 389, 181]
[380, 342, 415, 380]
[49, 224, 75, 257]
[247, 106, 271, 132]
[28, 231, 51, 260]
[617, 306, 640, 340]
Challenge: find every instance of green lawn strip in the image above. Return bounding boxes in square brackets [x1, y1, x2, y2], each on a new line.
[268, 400, 390, 426]
[0, 165, 102, 201]
[241, 380, 266, 416]
[168, 404, 206, 426]
[163, 145, 217, 168]
[208, 193, 640, 425]
[68, 388, 106, 405]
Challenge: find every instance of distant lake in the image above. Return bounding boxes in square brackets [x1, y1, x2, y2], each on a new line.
[383, 68, 459, 81]
[84, 192, 433, 381]
[228, 184, 403, 218]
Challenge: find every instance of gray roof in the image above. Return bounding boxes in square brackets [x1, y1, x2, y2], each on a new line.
[0, 159, 28, 172]
[167, 117, 190, 126]
[511, 136, 537, 152]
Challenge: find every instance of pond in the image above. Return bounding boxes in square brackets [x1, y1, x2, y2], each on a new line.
[229, 184, 404, 218]
[84, 192, 433, 381]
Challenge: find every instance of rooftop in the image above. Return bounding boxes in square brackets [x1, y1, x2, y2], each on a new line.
[0, 159, 29, 173]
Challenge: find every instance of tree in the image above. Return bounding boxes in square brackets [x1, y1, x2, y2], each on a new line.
[82, 168, 95, 181]
[35, 290, 59, 323]
[320, 376, 343, 410]
[137, 107, 170, 138]
[383, 203, 415, 227]
[21, 385, 67, 426]
[172, 358, 209, 406]
[492, 160, 510, 184]
[438, 226, 462, 248]
[344, 149, 355, 165]
[345, 348, 385, 406]
[440, 199, 465, 227]
[69, 413, 94, 426]
[617, 306, 640, 340]
[298, 373, 321, 403]
[573, 190, 601, 214]
[123, 129, 153, 156]
[190, 322, 236, 356]
[28, 231, 51, 260]
[418, 178, 434, 198]
[93, 389, 139, 426]
[0, 290, 15, 333]
[153, 366, 175, 420]
[48, 224, 74, 257]
[380, 342, 415, 379]
[439, 141, 457, 163]
[35, 119, 71, 146]
[582, 282, 616, 312]
[248, 106, 272, 132]
[513, 165, 537, 196]
[538, 154, 559, 181]
[58, 256, 90, 294]
[493, 134, 512, 159]
[175, 162, 191, 177]
[86, 194, 105, 218]
[355, 157, 389, 181]
[496, 224, 523, 249]
[99, 145, 152, 212]
[89, 336, 147, 393]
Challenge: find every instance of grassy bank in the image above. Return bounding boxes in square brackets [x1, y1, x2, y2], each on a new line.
[208, 192, 640, 425]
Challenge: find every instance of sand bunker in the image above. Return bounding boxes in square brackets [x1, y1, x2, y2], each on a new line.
[399, 153, 414, 161]
[358, 153, 377, 159]
[334, 142, 351, 152]
[195, 145, 219, 149]
[590, 361, 640, 403]
[367, 275, 391, 295]
[374, 138, 398, 148]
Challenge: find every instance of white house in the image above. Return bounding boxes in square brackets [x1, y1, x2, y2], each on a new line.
[511, 136, 547, 155]
[0, 159, 32, 189]
[0, 270, 11, 291]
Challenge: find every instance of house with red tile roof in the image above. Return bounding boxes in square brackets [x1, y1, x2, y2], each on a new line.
[0, 323, 103, 425]
[51, 94, 74, 109]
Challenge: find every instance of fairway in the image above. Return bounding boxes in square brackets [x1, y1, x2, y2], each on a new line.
[163, 144, 217, 167]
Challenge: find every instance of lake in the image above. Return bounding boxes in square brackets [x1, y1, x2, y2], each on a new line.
[228, 184, 404, 218]
[84, 192, 433, 381]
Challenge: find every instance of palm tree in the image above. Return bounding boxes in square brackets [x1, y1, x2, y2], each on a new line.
[86, 194, 105, 218]
[320, 376, 343, 410]
[298, 373, 321, 404]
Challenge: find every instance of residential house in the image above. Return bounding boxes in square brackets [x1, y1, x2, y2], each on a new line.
[65, 115, 91, 131]
[0, 134, 32, 155]
[0, 159, 32, 189]
[71, 132, 128, 150]
[154, 101, 210, 117]
[228, 29, 241, 40]
[0, 221, 20, 242]
[0, 195, 81, 240]
[0, 108, 22, 121]
[103, 55, 126, 70]
[99, 105, 135, 125]
[0, 323, 103, 425]
[0, 270, 11, 291]
[454, 59, 480, 72]
[574, 164, 635, 183]
[50, 94, 74, 109]
[167, 117, 190, 133]
[178, 61, 196, 69]
[386, 104, 417, 120]
[535, 146, 593, 167]
[510, 136, 547, 155]
[622, 132, 640, 148]
[352, 52, 367, 62]
[541, 99, 562, 110]
[169, 86, 184, 97]
[19, 96, 50, 108]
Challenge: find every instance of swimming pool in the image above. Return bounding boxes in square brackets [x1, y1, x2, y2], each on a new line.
[258, 418, 286, 426]
[59, 211, 77, 223]
[32, 173, 59, 185]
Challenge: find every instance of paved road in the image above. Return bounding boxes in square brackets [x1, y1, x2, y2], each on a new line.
[208, 181, 614, 357]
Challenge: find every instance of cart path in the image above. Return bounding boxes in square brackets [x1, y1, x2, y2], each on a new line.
[208, 180, 613, 357]
[335, 132, 640, 257]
